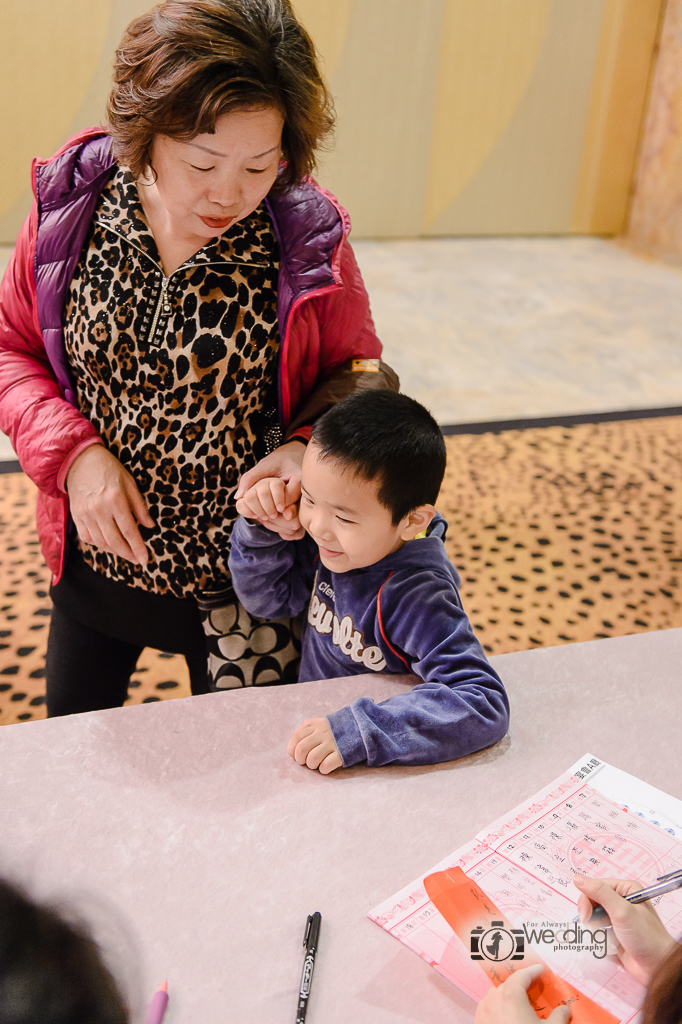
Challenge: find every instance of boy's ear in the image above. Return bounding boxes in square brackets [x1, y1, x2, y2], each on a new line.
[399, 504, 437, 541]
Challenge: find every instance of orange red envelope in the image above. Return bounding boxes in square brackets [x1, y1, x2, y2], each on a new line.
[423, 867, 618, 1023]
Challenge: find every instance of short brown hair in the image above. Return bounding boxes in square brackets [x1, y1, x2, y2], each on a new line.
[107, 0, 334, 192]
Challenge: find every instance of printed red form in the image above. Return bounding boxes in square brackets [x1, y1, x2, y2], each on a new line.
[368, 754, 682, 1023]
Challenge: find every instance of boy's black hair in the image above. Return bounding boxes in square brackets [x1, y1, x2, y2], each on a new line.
[311, 390, 446, 524]
[0, 879, 128, 1024]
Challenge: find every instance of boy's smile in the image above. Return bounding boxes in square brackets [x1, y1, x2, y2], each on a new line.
[298, 442, 432, 573]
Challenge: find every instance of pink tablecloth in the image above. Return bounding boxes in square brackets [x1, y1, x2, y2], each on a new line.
[1, 628, 681, 1023]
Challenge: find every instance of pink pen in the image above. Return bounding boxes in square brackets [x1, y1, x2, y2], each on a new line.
[146, 980, 169, 1024]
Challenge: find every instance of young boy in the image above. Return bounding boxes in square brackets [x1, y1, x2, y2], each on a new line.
[229, 391, 509, 773]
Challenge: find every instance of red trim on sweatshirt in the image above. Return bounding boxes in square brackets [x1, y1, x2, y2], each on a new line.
[376, 572, 410, 669]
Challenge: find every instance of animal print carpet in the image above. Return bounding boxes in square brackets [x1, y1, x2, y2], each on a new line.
[439, 414, 682, 653]
[1, 411, 681, 724]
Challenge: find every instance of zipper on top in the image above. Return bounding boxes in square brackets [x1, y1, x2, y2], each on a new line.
[95, 219, 270, 349]
[147, 273, 171, 348]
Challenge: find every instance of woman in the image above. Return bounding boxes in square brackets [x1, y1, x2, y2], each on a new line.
[474, 873, 682, 1023]
[0, 0, 394, 714]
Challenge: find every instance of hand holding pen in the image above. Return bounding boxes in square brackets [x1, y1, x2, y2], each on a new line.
[575, 874, 679, 985]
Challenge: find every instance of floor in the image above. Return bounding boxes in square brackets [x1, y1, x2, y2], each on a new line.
[3, 236, 682, 457]
[2, 234, 682, 722]
[353, 236, 682, 424]
[440, 414, 682, 654]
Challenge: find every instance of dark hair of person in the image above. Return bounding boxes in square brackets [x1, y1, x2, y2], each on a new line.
[0, 879, 128, 1024]
[642, 940, 682, 1024]
[107, 0, 334, 193]
[311, 391, 447, 524]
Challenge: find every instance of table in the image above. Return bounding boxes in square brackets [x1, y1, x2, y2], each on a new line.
[2, 628, 681, 1023]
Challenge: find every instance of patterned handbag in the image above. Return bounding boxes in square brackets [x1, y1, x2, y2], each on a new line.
[197, 583, 301, 690]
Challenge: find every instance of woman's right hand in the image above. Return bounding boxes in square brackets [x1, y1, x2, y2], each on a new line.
[66, 445, 154, 565]
[575, 875, 677, 985]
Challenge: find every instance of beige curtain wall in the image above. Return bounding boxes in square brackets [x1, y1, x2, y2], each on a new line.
[628, 0, 682, 263]
[0, 0, 664, 243]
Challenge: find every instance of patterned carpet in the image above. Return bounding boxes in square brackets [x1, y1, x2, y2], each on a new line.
[1, 411, 681, 724]
[439, 413, 682, 654]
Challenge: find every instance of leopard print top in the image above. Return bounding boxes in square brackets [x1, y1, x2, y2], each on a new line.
[64, 167, 282, 598]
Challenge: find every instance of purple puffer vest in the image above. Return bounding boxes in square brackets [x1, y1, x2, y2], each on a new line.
[32, 131, 345, 416]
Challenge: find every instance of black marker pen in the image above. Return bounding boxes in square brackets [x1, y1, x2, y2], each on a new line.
[295, 912, 321, 1024]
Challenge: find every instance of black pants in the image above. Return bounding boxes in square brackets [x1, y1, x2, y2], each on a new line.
[47, 549, 209, 717]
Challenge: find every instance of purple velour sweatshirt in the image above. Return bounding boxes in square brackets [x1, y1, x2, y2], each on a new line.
[228, 514, 510, 768]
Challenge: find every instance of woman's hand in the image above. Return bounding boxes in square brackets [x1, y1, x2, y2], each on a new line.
[474, 877, 676, 1023]
[235, 440, 306, 537]
[475, 965, 570, 1024]
[236, 440, 305, 501]
[66, 445, 154, 565]
[575, 875, 676, 986]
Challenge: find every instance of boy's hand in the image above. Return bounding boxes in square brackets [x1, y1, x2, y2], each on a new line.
[287, 718, 343, 774]
[236, 477, 304, 540]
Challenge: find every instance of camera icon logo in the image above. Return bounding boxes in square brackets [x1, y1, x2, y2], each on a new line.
[470, 922, 525, 962]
